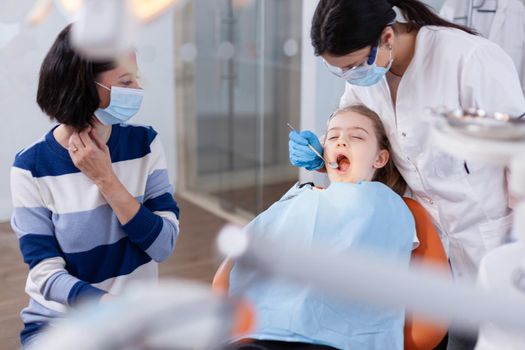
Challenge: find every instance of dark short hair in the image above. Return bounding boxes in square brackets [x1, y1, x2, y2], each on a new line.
[37, 24, 116, 131]
[311, 0, 476, 57]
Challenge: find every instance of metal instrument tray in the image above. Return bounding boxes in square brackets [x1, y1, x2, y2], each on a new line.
[436, 108, 525, 140]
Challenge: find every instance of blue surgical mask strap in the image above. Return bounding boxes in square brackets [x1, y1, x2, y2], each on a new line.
[367, 46, 379, 65]
[369, 42, 394, 69]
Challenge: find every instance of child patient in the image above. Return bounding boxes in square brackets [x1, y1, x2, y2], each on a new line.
[226, 104, 416, 350]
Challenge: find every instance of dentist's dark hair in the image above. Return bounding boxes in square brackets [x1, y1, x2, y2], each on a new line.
[330, 104, 407, 196]
[37, 24, 115, 131]
[311, 0, 477, 56]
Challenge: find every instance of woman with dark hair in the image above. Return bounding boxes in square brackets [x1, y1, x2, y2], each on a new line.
[10, 24, 180, 348]
[289, 1, 525, 348]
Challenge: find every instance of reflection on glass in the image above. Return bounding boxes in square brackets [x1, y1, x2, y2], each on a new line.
[175, 0, 302, 219]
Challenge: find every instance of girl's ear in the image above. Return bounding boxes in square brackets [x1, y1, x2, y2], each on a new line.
[373, 149, 389, 169]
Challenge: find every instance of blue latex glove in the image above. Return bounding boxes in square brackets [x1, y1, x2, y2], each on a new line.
[288, 130, 324, 171]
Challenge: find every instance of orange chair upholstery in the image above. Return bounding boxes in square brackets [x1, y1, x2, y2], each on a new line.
[213, 258, 234, 296]
[212, 198, 451, 350]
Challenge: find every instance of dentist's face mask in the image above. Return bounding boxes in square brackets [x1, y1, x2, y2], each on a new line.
[94, 82, 144, 125]
[323, 45, 393, 87]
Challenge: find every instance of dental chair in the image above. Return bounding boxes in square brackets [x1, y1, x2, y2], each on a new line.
[212, 198, 451, 350]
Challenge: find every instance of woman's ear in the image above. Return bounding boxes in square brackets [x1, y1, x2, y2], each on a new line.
[380, 26, 394, 48]
[373, 149, 389, 169]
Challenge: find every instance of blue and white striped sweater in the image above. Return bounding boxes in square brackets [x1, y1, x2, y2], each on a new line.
[10, 123, 180, 344]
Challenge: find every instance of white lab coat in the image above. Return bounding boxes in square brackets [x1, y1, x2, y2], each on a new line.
[441, 0, 525, 95]
[339, 26, 525, 280]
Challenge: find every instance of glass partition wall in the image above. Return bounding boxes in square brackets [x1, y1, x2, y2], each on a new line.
[175, 0, 302, 222]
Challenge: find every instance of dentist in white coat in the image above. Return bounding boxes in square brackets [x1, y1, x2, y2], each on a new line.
[289, 1, 525, 348]
[292, 0, 525, 280]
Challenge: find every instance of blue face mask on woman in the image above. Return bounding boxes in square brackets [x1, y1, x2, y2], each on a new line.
[94, 82, 144, 125]
[324, 45, 394, 87]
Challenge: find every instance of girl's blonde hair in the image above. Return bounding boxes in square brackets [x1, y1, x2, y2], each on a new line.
[327, 104, 407, 196]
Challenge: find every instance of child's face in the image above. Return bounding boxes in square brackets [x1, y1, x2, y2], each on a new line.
[324, 111, 389, 183]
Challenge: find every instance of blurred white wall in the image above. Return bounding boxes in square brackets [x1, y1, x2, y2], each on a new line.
[0, 2, 177, 221]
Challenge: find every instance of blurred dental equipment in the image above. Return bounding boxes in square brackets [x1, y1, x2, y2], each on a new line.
[433, 108, 525, 140]
[26, 0, 53, 25]
[26, 0, 188, 59]
[31, 280, 254, 350]
[286, 123, 338, 169]
[217, 224, 525, 340]
[430, 108, 525, 349]
[71, 0, 136, 59]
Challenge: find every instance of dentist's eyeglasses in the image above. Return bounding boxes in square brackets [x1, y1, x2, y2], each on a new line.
[322, 46, 378, 80]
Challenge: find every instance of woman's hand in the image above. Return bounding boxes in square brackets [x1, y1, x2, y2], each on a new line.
[68, 128, 116, 186]
[68, 127, 140, 224]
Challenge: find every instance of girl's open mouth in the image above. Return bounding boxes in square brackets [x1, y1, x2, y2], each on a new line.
[336, 154, 350, 172]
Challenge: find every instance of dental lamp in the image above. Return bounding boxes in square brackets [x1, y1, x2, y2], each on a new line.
[26, 0, 187, 59]
[28, 0, 187, 24]
[70, 0, 137, 60]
